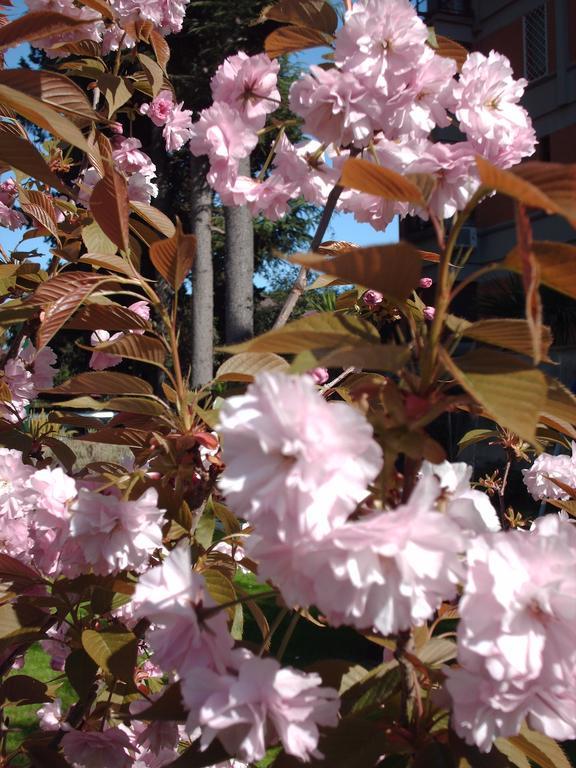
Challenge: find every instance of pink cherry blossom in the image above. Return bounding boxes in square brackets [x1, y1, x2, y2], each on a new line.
[19, 344, 58, 391]
[37, 699, 62, 730]
[181, 649, 339, 763]
[272, 137, 337, 206]
[0, 202, 26, 230]
[29, 466, 77, 575]
[522, 444, 576, 500]
[41, 622, 71, 671]
[24, 0, 104, 56]
[163, 101, 194, 152]
[0, 178, 18, 207]
[132, 543, 233, 675]
[363, 290, 384, 306]
[423, 306, 436, 321]
[62, 727, 134, 768]
[140, 90, 175, 127]
[290, 66, 376, 148]
[334, 0, 429, 88]
[309, 367, 329, 386]
[419, 277, 433, 289]
[189, 103, 259, 166]
[218, 372, 383, 542]
[244, 174, 297, 220]
[68, 488, 165, 574]
[453, 50, 536, 168]
[89, 330, 123, 371]
[0, 448, 35, 557]
[447, 514, 576, 750]
[211, 52, 280, 129]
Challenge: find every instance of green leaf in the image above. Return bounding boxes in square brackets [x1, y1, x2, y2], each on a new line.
[441, 348, 547, 444]
[416, 637, 457, 666]
[220, 312, 379, 355]
[82, 220, 118, 255]
[494, 739, 530, 768]
[194, 510, 215, 550]
[290, 243, 422, 302]
[457, 428, 498, 453]
[203, 569, 236, 614]
[138, 54, 165, 97]
[81, 628, 138, 682]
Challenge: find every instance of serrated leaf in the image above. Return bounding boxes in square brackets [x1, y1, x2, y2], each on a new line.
[441, 348, 546, 444]
[149, 220, 196, 289]
[416, 637, 457, 666]
[341, 158, 426, 205]
[461, 319, 552, 361]
[509, 727, 571, 768]
[291, 243, 422, 302]
[47, 371, 153, 396]
[0, 69, 97, 123]
[476, 158, 576, 227]
[216, 352, 290, 382]
[90, 168, 130, 254]
[0, 133, 70, 194]
[81, 628, 138, 681]
[0, 82, 91, 152]
[541, 376, 576, 433]
[138, 53, 165, 97]
[66, 302, 149, 331]
[202, 569, 236, 611]
[504, 240, 576, 300]
[150, 29, 170, 70]
[494, 739, 531, 768]
[265, 25, 333, 57]
[221, 312, 379, 355]
[18, 187, 60, 241]
[79, 333, 165, 366]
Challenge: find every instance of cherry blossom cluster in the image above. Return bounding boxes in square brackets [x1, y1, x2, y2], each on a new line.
[140, 90, 194, 153]
[217, 371, 576, 749]
[0, 177, 27, 231]
[78, 134, 158, 206]
[0, 341, 57, 423]
[522, 442, 576, 500]
[187, 0, 535, 228]
[24, 0, 191, 56]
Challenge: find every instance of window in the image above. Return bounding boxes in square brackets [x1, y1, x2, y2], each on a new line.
[524, 4, 548, 81]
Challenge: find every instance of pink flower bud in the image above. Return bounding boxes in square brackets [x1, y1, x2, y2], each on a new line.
[423, 306, 436, 321]
[110, 121, 123, 135]
[309, 367, 329, 386]
[419, 277, 433, 289]
[363, 290, 384, 307]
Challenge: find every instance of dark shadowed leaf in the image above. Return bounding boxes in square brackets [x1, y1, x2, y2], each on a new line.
[0, 675, 50, 706]
[133, 682, 187, 721]
[82, 628, 138, 681]
[90, 168, 130, 254]
[65, 648, 98, 700]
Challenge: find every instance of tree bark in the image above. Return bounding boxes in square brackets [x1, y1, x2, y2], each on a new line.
[224, 156, 254, 344]
[190, 155, 214, 387]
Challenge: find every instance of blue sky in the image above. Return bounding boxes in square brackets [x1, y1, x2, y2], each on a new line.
[0, 6, 398, 265]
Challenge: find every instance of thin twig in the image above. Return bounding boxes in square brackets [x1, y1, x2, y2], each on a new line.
[273, 183, 344, 329]
[276, 611, 300, 662]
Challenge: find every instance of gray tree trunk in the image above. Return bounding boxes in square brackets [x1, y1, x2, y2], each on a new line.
[190, 156, 214, 387]
[224, 156, 254, 344]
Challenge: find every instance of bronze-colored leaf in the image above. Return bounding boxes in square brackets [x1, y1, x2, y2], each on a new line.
[66, 302, 149, 331]
[80, 333, 166, 366]
[434, 34, 469, 70]
[476, 157, 576, 227]
[138, 53, 165, 97]
[504, 240, 576, 300]
[77, 0, 116, 20]
[0, 69, 97, 124]
[0, 82, 91, 152]
[90, 169, 130, 254]
[291, 243, 422, 302]
[0, 11, 85, 49]
[318, 343, 410, 372]
[340, 157, 426, 205]
[96, 73, 133, 118]
[259, 0, 338, 33]
[441, 348, 546, 444]
[47, 371, 153, 396]
[0, 133, 71, 194]
[265, 25, 332, 58]
[18, 188, 60, 241]
[149, 220, 196, 289]
[509, 726, 571, 768]
[150, 29, 170, 70]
